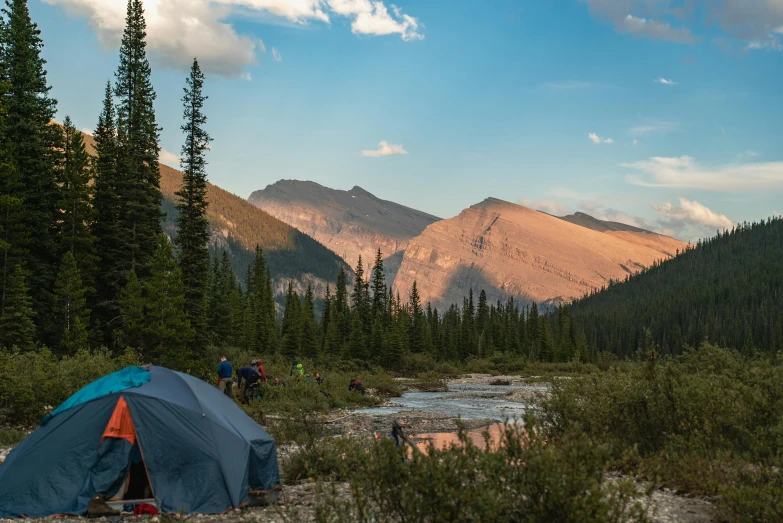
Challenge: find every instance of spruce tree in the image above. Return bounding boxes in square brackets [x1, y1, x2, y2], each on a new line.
[1, 0, 61, 340]
[408, 281, 426, 353]
[351, 256, 370, 329]
[58, 116, 96, 293]
[370, 249, 387, 320]
[281, 282, 300, 359]
[117, 269, 144, 352]
[144, 235, 193, 368]
[300, 285, 319, 360]
[114, 0, 162, 278]
[92, 81, 121, 332]
[53, 251, 89, 355]
[175, 58, 211, 341]
[347, 313, 367, 362]
[0, 263, 35, 350]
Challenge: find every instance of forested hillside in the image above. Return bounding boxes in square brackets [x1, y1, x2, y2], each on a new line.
[562, 218, 783, 357]
[79, 134, 349, 284]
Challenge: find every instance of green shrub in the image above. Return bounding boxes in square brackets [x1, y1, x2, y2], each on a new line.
[0, 347, 140, 426]
[540, 343, 783, 521]
[317, 417, 649, 523]
[0, 427, 26, 447]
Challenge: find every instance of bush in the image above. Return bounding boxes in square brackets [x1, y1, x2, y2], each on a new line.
[0, 427, 26, 447]
[540, 343, 783, 521]
[0, 347, 140, 426]
[316, 417, 649, 523]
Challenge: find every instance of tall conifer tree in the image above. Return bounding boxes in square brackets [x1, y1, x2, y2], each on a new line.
[53, 251, 89, 355]
[0, 0, 61, 339]
[175, 58, 211, 341]
[92, 81, 122, 333]
[114, 0, 162, 278]
[0, 263, 35, 350]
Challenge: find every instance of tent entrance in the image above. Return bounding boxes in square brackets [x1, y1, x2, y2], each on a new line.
[100, 397, 154, 503]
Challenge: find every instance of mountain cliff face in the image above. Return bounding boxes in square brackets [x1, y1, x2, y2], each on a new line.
[248, 180, 440, 280]
[393, 198, 690, 310]
[79, 132, 349, 298]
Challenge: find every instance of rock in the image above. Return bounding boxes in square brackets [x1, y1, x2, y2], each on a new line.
[392, 197, 688, 309]
[249, 180, 440, 278]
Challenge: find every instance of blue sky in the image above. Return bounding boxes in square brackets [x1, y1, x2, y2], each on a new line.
[29, 0, 783, 241]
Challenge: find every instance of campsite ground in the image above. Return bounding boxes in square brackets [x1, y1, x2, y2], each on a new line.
[0, 372, 721, 522]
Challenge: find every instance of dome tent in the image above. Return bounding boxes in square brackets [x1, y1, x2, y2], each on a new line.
[0, 365, 279, 517]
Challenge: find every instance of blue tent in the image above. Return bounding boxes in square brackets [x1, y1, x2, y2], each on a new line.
[0, 366, 279, 517]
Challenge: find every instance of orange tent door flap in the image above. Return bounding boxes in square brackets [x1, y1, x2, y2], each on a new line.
[101, 396, 136, 445]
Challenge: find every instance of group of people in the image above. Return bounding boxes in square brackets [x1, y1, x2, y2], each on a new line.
[217, 356, 267, 404]
[216, 357, 332, 403]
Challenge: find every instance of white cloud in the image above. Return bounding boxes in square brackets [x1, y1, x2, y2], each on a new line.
[329, 0, 423, 41]
[654, 77, 677, 85]
[652, 197, 733, 234]
[588, 132, 613, 144]
[745, 150, 758, 157]
[271, 47, 282, 61]
[628, 120, 680, 136]
[623, 155, 783, 191]
[44, 0, 423, 78]
[160, 147, 180, 167]
[361, 140, 408, 157]
[619, 14, 696, 43]
[633, 139, 639, 145]
[579, 1, 696, 43]
[518, 198, 569, 216]
[81, 128, 94, 136]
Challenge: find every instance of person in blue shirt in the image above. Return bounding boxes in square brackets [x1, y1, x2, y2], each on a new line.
[217, 356, 234, 399]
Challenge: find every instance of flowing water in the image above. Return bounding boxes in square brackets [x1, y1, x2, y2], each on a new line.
[356, 382, 548, 451]
[356, 382, 547, 421]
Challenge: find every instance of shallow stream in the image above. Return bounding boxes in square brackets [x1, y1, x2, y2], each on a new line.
[355, 382, 548, 421]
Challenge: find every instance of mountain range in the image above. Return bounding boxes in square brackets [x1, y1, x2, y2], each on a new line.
[249, 183, 689, 310]
[249, 180, 439, 283]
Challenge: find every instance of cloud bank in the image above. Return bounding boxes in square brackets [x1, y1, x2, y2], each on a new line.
[623, 155, 783, 191]
[43, 0, 423, 78]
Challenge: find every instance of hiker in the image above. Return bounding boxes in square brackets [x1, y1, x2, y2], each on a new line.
[289, 360, 298, 377]
[273, 376, 286, 387]
[251, 359, 267, 382]
[305, 374, 313, 384]
[348, 379, 357, 392]
[290, 361, 304, 379]
[217, 356, 234, 399]
[237, 363, 264, 404]
[315, 373, 324, 385]
[352, 379, 366, 394]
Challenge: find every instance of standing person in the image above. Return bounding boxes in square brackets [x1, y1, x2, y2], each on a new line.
[237, 363, 263, 403]
[315, 373, 324, 385]
[295, 362, 304, 379]
[217, 356, 234, 399]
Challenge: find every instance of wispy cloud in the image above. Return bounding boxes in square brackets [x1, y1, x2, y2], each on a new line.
[654, 77, 677, 85]
[81, 128, 94, 136]
[580, 1, 696, 44]
[589, 132, 613, 144]
[271, 47, 282, 62]
[628, 120, 680, 136]
[160, 147, 180, 168]
[651, 197, 733, 240]
[361, 140, 408, 158]
[624, 155, 783, 191]
[633, 139, 639, 145]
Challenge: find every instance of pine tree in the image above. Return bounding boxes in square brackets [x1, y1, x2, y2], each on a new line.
[351, 256, 370, 329]
[114, 0, 163, 279]
[53, 251, 89, 355]
[347, 313, 367, 362]
[1, 0, 61, 340]
[58, 116, 96, 293]
[0, 263, 35, 350]
[369, 317, 385, 365]
[92, 81, 121, 333]
[408, 281, 426, 353]
[300, 285, 319, 360]
[281, 282, 300, 359]
[144, 235, 194, 368]
[370, 249, 387, 321]
[175, 58, 211, 341]
[117, 269, 144, 351]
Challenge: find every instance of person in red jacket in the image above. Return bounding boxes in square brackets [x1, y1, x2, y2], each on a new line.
[251, 359, 267, 382]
